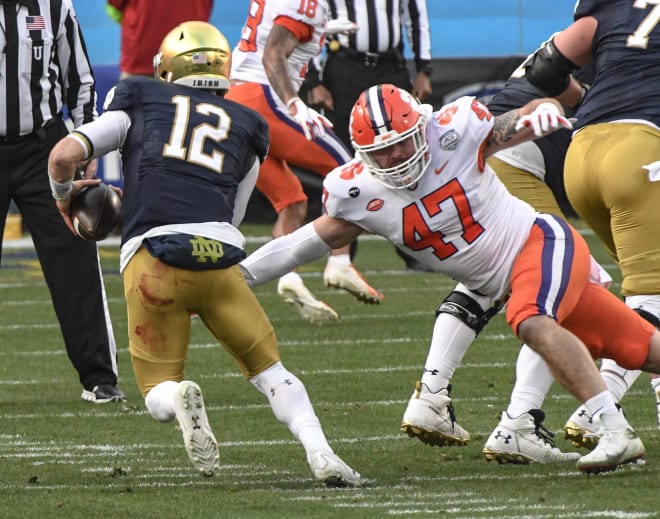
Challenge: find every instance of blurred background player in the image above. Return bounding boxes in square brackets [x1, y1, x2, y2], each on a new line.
[106, 0, 213, 79]
[301, 0, 433, 148]
[226, 0, 383, 324]
[524, 0, 660, 438]
[47, 21, 362, 487]
[301, 0, 433, 270]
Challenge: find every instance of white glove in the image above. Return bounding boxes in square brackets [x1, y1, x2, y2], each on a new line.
[287, 97, 332, 140]
[326, 18, 358, 35]
[514, 102, 573, 137]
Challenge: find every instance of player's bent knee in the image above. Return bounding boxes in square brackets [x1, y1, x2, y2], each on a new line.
[435, 288, 501, 335]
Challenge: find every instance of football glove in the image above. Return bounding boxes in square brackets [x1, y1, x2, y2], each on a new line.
[515, 102, 573, 137]
[326, 19, 359, 35]
[287, 97, 332, 140]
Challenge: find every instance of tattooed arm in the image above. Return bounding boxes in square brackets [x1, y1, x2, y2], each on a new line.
[262, 24, 301, 106]
[482, 98, 566, 159]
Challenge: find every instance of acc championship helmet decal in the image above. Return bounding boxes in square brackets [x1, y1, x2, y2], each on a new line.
[154, 21, 231, 91]
[350, 84, 430, 189]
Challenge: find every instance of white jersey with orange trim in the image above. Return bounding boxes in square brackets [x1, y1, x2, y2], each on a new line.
[323, 96, 537, 300]
[231, 0, 328, 92]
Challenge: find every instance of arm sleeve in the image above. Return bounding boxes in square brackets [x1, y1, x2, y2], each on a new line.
[232, 158, 260, 227]
[240, 223, 331, 286]
[67, 110, 131, 159]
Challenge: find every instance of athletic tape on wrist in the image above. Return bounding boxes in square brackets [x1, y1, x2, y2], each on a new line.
[48, 174, 73, 201]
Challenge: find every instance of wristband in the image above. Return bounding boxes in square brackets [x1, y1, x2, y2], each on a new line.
[48, 174, 73, 201]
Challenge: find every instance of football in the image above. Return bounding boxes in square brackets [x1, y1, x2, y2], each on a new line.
[70, 182, 122, 241]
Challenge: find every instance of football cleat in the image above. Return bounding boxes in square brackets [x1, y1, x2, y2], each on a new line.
[323, 263, 384, 304]
[401, 382, 470, 446]
[564, 405, 598, 450]
[308, 449, 363, 488]
[81, 384, 126, 404]
[576, 408, 645, 474]
[277, 274, 339, 324]
[482, 409, 581, 464]
[174, 381, 220, 477]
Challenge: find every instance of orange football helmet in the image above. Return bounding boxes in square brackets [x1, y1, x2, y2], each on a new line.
[349, 84, 430, 189]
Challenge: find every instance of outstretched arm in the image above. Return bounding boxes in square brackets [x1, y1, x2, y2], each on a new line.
[240, 215, 362, 286]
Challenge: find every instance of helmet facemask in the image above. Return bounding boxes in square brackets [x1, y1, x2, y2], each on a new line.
[350, 85, 431, 189]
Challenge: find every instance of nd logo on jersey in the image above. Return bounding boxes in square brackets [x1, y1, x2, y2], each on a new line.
[190, 236, 225, 264]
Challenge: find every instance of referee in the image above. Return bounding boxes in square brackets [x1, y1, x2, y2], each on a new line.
[302, 0, 433, 150]
[0, 0, 124, 403]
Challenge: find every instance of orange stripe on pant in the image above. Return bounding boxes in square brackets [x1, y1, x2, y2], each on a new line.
[226, 82, 352, 212]
[507, 214, 653, 369]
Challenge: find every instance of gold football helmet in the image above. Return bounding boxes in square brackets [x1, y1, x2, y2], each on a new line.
[154, 21, 231, 91]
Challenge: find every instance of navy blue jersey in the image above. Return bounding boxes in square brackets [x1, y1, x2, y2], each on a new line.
[487, 77, 576, 216]
[573, 0, 660, 128]
[105, 77, 269, 242]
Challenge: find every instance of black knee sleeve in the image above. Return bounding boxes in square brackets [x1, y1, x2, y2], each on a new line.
[435, 291, 502, 335]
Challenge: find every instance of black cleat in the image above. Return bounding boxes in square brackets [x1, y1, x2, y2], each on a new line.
[81, 384, 126, 404]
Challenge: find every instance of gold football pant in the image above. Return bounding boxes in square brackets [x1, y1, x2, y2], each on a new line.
[565, 122, 660, 296]
[123, 247, 280, 396]
[487, 157, 565, 218]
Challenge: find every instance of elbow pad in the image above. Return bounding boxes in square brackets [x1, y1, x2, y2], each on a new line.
[525, 39, 577, 97]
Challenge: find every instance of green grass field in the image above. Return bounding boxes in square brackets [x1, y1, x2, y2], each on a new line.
[1, 224, 658, 518]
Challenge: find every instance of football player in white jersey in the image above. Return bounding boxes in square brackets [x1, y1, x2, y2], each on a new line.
[227, 0, 382, 324]
[241, 84, 660, 474]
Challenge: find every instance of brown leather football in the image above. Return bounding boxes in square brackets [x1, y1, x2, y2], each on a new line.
[70, 183, 121, 241]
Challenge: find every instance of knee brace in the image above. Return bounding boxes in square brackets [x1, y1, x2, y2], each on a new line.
[435, 290, 502, 335]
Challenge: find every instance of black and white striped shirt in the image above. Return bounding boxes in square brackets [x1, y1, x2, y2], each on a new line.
[326, 0, 432, 72]
[0, 0, 96, 139]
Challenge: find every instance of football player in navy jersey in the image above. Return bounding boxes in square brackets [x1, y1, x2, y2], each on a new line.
[46, 21, 362, 487]
[525, 0, 660, 439]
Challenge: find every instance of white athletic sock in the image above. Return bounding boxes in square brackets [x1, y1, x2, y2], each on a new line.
[584, 390, 619, 421]
[651, 377, 660, 428]
[279, 271, 303, 284]
[599, 358, 641, 402]
[326, 253, 350, 267]
[250, 362, 330, 458]
[144, 380, 180, 422]
[420, 312, 476, 393]
[506, 345, 555, 417]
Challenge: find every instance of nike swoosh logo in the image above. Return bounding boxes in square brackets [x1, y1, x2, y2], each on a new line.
[605, 445, 628, 462]
[435, 160, 449, 175]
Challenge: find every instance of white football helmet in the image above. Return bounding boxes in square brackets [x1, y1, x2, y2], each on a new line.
[349, 84, 430, 189]
[154, 21, 231, 92]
